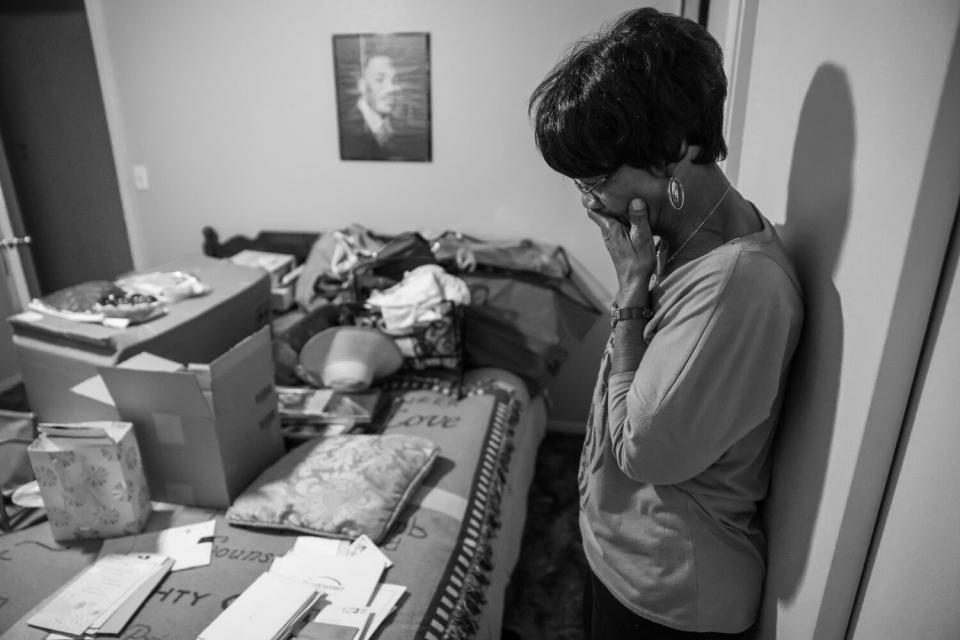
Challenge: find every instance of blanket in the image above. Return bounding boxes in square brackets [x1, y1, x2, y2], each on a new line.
[0, 378, 521, 640]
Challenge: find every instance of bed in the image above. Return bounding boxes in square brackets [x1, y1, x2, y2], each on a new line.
[0, 226, 605, 639]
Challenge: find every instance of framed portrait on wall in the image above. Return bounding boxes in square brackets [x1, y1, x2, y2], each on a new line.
[333, 32, 432, 162]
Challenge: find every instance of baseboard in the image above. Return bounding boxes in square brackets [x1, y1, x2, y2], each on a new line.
[546, 419, 585, 435]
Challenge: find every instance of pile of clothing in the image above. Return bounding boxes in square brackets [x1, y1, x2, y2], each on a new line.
[268, 225, 601, 395]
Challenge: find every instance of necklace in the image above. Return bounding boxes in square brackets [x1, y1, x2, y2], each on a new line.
[665, 182, 733, 266]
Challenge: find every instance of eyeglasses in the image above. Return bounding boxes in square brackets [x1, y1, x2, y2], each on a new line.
[573, 174, 609, 197]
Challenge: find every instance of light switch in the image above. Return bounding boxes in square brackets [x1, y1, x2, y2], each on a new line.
[133, 165, 150, 190]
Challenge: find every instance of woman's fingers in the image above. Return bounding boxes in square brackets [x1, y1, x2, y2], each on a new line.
[586, 209, 622, 245]
[627, 198, 654, 251]
[586, 208, 613, 231]
[588, 200, 656, 291]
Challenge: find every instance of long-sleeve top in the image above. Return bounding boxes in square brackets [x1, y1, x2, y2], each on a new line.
[579, 212, 804, 633]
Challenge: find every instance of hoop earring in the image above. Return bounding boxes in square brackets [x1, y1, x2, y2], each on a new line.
[667, 176, 685, 210]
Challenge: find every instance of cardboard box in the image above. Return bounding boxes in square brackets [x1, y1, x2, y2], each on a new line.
[7, 255, 272, 422]
[97, 326, 284, 509]
[27, 421, 151, 542]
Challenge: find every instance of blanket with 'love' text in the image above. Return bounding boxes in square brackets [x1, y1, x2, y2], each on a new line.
[0, 375, 525, 640]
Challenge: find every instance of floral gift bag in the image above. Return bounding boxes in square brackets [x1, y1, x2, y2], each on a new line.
[27, 422, 152, 542]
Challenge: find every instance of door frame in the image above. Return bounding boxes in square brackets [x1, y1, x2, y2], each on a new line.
[0, 125, 32, 392]
[84, 0, 147, 271]
[706, 0, 759, 187]
[0, 128, 35, 309]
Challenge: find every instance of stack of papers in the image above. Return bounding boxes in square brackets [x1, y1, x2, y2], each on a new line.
[28, 553, 173, 638]
[277, 535, 406, 640]
[195, 534, 406, 640]
[198, 572, 322, 640]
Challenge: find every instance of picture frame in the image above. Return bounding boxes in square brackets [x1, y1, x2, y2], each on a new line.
[332, 32, 432, 162]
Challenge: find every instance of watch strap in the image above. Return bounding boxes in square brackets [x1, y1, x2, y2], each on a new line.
[611, 303, 654, 327]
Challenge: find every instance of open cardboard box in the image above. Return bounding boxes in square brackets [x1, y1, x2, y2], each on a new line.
[96, 325, 284, 510]
[8, 255, 272, 423]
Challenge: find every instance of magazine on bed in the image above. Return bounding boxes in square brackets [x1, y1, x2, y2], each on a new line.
[277, 387, 381, 427]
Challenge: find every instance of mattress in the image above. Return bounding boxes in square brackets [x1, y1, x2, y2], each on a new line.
[0, 367, 547, 640]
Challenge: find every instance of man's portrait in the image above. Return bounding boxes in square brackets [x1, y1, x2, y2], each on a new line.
[333, 33, 432, 162]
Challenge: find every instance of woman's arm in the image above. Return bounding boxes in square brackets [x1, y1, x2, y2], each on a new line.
[610, 310, 651, 374]
[606, 252, 802, 485]
[587, 198, 657, 375]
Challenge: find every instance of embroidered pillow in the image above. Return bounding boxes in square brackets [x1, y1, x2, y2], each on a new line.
[225, 433, 438, 543]
[385, 301, 463, 372]
[349, 301, 464, 372]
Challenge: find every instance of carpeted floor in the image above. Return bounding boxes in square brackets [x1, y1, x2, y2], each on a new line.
[501, 431, 587, 640]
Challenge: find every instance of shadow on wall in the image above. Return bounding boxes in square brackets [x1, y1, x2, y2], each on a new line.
[753, 64, 855, 640]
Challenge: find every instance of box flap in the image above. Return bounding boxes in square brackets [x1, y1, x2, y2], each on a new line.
[206, 325, 271, 381]
[70, 375, 118, 407]
[31, 421, 131, 450]
[119, 352, 184, 373]
[99, 368, 212, 418]
[71, 354, 184, 408]
[39, 423, 109, 440]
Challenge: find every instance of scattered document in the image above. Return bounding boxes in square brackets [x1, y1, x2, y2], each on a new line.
[197, 572, 321, 640]
[28, 553, 172, 638]
[98, 518, 216, 571]
[292, 534, 393, 569]
[277, 387, 381, 426]
[363, 583, 406, 640]
[295, 620, 363, 640]
[270, 553, 384, 608]
[308, 604, 374, 640]
[279, 535, 403, 638]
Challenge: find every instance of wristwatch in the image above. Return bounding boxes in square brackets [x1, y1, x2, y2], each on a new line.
[610, 302, 654, 327]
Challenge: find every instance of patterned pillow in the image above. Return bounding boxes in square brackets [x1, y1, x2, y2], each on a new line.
[349, 301, 464, 372]
[385, 301, 463, 371]
[225, 433, 438, 543]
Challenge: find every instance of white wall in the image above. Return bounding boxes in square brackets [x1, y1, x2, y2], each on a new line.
[848, 19, 960, 639]
[734, 2, 960, 638]
[86, 0, 689, 429]
[849, 209, 960, 640]
[88, 0, 678, 284]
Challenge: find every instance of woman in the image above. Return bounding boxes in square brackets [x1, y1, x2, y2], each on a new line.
[529, 8, 804, 639]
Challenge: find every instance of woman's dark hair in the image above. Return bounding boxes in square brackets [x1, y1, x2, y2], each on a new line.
[529, 8, 727, 179]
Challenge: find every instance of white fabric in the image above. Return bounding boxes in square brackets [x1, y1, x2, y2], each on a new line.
[366, 264, 471, 331]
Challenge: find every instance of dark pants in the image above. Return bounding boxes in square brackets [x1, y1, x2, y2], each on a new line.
[583, 570, 751, 640]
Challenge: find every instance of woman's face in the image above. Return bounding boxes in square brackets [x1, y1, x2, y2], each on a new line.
[579, 165, 668, 232]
